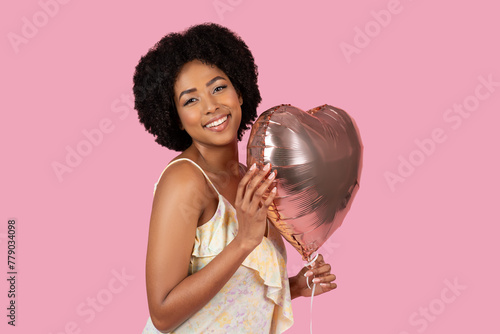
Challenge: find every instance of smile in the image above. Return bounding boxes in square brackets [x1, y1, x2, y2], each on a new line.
[205, 115, 228, 128]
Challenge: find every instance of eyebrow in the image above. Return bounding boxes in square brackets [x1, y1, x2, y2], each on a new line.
[178, 76, 227, 101]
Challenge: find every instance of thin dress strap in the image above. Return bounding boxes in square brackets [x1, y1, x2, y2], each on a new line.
[155, 158, 220, 196]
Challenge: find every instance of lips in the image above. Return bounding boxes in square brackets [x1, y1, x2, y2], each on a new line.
[204, 115, 229, 128]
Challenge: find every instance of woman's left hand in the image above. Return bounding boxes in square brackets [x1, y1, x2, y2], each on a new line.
[289, 254, 337, 299]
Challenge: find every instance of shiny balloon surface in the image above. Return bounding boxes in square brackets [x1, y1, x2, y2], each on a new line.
[247, 104, 363, 260]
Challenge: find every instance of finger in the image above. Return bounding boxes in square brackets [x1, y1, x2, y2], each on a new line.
[311, 273, 336, 285]
[317, 263, 332, 276]
[255, 187, 277, 223]
[262, 184, 277, 208]
[304, 265, 336, 279]
[318, 282, 337, 292]
[307, 263, 332, 277]
[249, 170, 276, 212]
[243, 163, 272, 204]
[262, 169, 278, 199]
[236, 163, 257, 203]
[312, 254, 324, 268]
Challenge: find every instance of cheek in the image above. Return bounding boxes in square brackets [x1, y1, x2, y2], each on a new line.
[232, 108, 243, 131]
[226, 92, 242, 123]
[179, 110, 200, 127]
[228, 90, 241, 105]
[224, 91, 243, 115]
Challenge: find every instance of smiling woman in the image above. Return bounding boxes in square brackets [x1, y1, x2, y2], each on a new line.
[133, 23, 337, 334]
[133, 23, 260, 152]
[173, 60, 243, 148]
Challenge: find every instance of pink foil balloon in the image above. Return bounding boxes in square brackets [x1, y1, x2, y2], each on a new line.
[247, 104, 363, 260]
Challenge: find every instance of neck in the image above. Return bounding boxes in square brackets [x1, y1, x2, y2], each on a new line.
[191, 140, 241, 176]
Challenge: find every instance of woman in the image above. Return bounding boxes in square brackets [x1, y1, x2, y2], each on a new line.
[133, 23, 337, 333]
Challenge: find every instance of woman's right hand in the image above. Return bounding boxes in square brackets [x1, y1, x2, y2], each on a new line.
[233, 163, 277, 252]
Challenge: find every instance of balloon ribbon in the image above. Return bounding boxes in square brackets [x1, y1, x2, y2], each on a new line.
[304, 252, 319, 334]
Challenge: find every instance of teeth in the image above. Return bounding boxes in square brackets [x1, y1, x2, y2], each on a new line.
[205, 115, 228, 128]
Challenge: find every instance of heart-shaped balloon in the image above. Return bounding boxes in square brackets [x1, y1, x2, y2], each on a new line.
[247, 104, 363, 260]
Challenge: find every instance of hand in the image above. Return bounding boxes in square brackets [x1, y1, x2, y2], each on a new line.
[233, 163, 277, 252]
[289, 254, 337, 298]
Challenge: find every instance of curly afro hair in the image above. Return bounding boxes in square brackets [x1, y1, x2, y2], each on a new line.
[133, 23, 262, 151]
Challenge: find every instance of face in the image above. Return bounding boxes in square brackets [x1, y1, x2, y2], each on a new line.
[173, 60, 243, 149]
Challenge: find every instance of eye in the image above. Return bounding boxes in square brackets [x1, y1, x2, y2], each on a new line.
[213, 85, 227, 93]
[183, 97, 197, 106]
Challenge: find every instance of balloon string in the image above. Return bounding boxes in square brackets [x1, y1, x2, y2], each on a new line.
[305, 252, 319, 268]
[305, 252, 318, 290]
[310, 283, 316, 334]
[304, 252, 319, 334]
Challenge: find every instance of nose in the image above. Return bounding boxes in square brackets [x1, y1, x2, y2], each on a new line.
[204, 94, 220, 114]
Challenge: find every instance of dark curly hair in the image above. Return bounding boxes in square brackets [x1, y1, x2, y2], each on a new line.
[133, 23, 262, 151]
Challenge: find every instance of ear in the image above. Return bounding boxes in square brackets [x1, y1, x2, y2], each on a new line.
[238, 94, 243, 106]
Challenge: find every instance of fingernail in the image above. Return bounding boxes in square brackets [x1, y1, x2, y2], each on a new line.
[250, 163, 256, 171]
[271, 187, 277, 194]
[268, 171, 275, 180]
[304, 271, 313, 277]
[263, 163, 270, 171]
[320, 283, 329, 287]
[312, 278, 320, 284]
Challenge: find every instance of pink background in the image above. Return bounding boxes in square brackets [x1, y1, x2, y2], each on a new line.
[2, 0, 499, 333]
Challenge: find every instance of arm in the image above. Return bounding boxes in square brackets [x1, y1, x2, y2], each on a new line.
[146, 162, 276, 332]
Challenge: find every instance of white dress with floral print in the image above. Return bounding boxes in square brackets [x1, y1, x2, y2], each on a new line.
[142, 158, 294, 334]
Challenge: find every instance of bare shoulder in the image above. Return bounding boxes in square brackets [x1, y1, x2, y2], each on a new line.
[157, 159, 205, 190]
[155, 159, 210, 204]
[147, 157, 210, 239]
